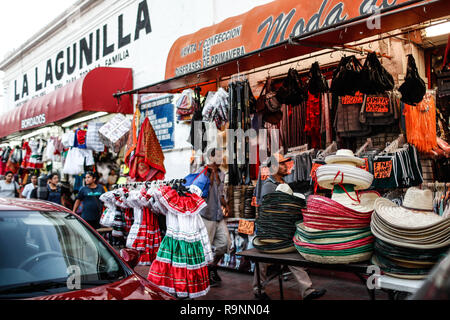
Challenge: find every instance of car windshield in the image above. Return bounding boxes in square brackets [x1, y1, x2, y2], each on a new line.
[0, 210, 128, 298]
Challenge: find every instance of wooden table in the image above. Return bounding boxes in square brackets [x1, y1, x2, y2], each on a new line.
[237, 248, 375, 300]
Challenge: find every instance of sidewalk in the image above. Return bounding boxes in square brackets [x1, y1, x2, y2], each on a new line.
[134, 265, 390, 300]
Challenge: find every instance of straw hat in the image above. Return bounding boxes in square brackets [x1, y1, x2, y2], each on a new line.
[325, 149, 366, 167]
[252, 237, 297, 254]
[316, 164, 374, 190]
[374, 188, 446, 230]
[330, 184, 379, 212]
[276, 183, 293, 195]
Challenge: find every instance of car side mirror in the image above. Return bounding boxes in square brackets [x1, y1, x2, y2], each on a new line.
[120, 248, 140, 269]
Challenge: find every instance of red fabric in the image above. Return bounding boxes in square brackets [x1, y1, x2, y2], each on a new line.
[129, 117, 166, 182]
[293, 235, 374, 250]
[76, 129, 87, 146]
[159, 186, 206, 215]
[20, 142, 32, 169]
[0, 161, 6, 175]
[147, 262, 210, 296]
[6, 149, 19, 174]
[134, 207, 162, 265]
[304, 92, 321, 149]
[302, 195, 374, 230]
[123, 208, 134, 235]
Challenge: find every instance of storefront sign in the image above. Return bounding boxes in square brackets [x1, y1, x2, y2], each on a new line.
[166, 0, 412, 78]
[140, 95, 175, 150]
[238, 219, 255, 235]
[365, 96, 390, 112]
[21, 113, 46, 129]
[8, 0, 152, 108]
[374, 160, 393, 179]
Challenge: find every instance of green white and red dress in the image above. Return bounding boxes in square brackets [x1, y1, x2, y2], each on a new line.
[147, 186, 213, 298]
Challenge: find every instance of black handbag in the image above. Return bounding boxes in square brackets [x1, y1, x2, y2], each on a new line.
[276, 68, 307, 105]
[360, 52, 395, 95]
[308, 62, 329, 96]
[399, 54, 426, 105]
[331, 56, 363, 96]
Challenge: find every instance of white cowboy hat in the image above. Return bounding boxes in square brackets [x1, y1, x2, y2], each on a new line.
[325, 149, 366, 167]
[331, 185, 380, 213]
[316, 164, 374, 190]
[276, 183, 293, 195]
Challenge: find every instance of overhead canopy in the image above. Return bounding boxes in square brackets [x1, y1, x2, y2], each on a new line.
[0, 67, 133, 139]
[115, 0, 449, 96]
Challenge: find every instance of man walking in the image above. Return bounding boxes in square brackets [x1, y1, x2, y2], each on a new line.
[73, 171, 106, 229]
[20, 173, 38, 199]
[200, 149, 231, 287]
[253, 153, 326, 301]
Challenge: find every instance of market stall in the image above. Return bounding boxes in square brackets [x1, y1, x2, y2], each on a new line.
[106, 0, 450, 299]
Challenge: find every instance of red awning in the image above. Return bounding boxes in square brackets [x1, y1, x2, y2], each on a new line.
[0, 67, 133, 138]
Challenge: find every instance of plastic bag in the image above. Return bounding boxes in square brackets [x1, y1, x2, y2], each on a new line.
[183, 167, 210, 198]
[399, 54, 426, 105]
[100, 208, 116, 227]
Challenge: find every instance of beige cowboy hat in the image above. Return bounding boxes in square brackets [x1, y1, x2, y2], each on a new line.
[325, 149, 366, 167]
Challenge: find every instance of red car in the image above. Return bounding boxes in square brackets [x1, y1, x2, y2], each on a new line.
[0, 198, 174, 300]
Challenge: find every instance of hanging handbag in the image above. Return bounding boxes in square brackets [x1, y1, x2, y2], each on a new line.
[360, 52, 395, 95]
[331, 56, 363, 96]
[256, 77, 281, 112]
[399, 54, 426, 105]
[308, 62, 329, 96]
[276, 68, 307, 105]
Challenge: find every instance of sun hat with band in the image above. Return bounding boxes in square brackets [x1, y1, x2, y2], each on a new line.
[325, 149, 366, 167]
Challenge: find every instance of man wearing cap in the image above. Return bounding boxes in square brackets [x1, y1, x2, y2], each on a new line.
[200, 148, 231, 287]
[253, 153, 326, 300]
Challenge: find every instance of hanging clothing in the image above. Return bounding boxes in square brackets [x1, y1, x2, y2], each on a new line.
[27, 140, 44, 169]
[129, 117, 166, 182]
[305, 93, 321, 148]
[404, 92, 438, 153]
[147, 185, 212, 299]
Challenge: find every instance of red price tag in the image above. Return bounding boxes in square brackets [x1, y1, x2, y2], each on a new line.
[238, 219, 255, 235]
[374, 161, 393, 179]
[365, 96, 389, 113]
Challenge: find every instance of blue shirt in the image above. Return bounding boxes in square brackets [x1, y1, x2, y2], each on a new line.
[76, 184, 105, 221]
[47, 185, 61, 205]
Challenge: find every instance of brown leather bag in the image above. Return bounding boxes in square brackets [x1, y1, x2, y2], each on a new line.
[256, 77, 281, 113]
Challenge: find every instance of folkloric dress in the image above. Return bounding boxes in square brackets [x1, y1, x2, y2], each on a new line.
[147, 185, 213, 298]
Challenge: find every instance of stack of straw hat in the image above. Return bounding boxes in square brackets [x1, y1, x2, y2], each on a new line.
[253, 184, 306, 253]
[294, 149, 380, 264]
[371, 187, 450, 279]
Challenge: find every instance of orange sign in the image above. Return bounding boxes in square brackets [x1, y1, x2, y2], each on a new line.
[374, 161, 393, 179]
[365, 96, 390, 112]
[341, 92, 364, 105]
[165, 0, 413, 79]
[238, 219, 255, 235]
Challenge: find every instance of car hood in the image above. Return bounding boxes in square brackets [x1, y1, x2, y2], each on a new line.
[28, 275, 174, 300]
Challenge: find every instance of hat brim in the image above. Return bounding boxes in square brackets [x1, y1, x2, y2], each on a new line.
[374, 198, 449, 231]
[316, 165, 373, 190]
[324, 155, 365, 166]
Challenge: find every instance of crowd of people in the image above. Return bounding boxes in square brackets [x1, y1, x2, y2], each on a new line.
[0, 170, 116, 230]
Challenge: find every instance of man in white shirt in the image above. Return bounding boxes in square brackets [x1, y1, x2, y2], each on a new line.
[21, 174, 38, 199]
